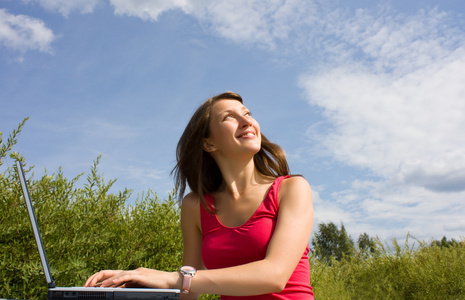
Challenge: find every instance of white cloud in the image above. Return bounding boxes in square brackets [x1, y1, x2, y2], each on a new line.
[22, 0, 102, 17]
[312, 186, 352, 224]
[107, 0, 323, 49]
[0, 9, 56, 53]
[299, 7, 465, 240]
[331, 7, 465, 75]
[13, 0, 323, 51]
[195, 0, 314, 49]
[328, 179, 465, 240]
[109, 0, 198, 21]
[300, 33, 465, 193]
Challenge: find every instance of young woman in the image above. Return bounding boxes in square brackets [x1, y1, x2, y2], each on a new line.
[85, 92, 314, 299]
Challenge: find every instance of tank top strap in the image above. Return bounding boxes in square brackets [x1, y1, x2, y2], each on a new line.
[267, 175, 291, 207]
[200, 194, 215, 215]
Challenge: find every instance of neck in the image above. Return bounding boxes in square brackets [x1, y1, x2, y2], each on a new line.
[215, 156, 265, 199]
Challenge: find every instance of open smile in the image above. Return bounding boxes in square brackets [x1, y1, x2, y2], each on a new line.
[237, 130, 256, 138]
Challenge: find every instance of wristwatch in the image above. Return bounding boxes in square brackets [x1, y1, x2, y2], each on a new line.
[179, 266, 197, 294]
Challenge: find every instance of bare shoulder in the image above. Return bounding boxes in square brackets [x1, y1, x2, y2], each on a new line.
[281, 175, 311, 193]
[181, 192, 201, 211]
[279, 176, 312, 204]
[181, 192, 202, 230]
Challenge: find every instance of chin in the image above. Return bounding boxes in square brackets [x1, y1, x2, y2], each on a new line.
[250, 145, 262, 155]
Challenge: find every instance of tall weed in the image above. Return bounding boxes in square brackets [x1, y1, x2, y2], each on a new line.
[310, 235, 465, 299]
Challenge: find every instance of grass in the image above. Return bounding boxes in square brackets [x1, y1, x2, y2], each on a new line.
[310, 235, 465, 299]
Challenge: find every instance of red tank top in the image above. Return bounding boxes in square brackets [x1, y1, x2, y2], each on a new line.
[200, 176, 314, 299]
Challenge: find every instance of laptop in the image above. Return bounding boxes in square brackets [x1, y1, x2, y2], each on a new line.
[15, 160, 180, 299]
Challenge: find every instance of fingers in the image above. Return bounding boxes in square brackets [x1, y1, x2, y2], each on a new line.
[100, 270, 145, 288]
[84, 271, 104, 287]
[84, 270, 122, 287]
[84, 268, 166, 289]
[104, 272, 135, 288]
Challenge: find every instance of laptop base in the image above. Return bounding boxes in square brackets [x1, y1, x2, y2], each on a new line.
[49, 287, 179, 299]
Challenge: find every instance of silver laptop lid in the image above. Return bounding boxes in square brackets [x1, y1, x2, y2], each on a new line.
[16, 160, 56, 288]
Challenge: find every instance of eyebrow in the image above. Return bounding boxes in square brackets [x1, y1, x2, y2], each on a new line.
[220, 106, 249, 114]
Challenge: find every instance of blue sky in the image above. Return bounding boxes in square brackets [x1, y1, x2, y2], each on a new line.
[1, 0, 464, 243]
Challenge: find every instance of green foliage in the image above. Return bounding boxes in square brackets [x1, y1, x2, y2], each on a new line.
[311, 222, 355, 263]
[0, 158, 184, 299]
[310, 234, 465, 299]
[0, 119, 220, 300]
[0, 120, 184, 299]
[0, 117, 28, 167]
[357, 232, 379, 256]
[430, 236, 460, 248]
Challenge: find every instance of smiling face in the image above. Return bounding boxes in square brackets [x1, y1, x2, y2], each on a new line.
[203, 99, 262, 159]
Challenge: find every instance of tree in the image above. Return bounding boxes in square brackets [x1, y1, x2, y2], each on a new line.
[311, 222, 355, 262]
[430, 236, 459, 248]
[357, 232, 378, 256]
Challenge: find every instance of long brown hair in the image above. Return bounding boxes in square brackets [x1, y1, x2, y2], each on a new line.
[172, 91, 290, 212]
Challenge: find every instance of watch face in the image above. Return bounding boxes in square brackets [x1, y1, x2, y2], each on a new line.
[181, 266, 197, 275]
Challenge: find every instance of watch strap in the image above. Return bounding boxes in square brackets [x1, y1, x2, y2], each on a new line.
[180, 266, 196, 294]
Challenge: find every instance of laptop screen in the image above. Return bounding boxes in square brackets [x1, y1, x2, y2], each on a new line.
[16, 160, 56, 288]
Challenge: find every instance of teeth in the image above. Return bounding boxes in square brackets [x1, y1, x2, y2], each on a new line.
[241, 133, 254, 137]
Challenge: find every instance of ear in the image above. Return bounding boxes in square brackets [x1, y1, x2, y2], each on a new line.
[203, 138, 217, 152]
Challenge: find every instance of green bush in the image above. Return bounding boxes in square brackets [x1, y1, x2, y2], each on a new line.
[0, 157, 183, 298]
[0, 119, 220, 299]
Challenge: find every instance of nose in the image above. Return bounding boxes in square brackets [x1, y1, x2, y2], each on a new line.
[238, 114, 253, 128]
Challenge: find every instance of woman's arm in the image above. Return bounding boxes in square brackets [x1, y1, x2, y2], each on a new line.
[83, 193, 204, 293]
[179, 193, 206, 299]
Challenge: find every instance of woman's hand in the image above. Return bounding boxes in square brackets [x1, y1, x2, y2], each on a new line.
[84, 267, 181, 289]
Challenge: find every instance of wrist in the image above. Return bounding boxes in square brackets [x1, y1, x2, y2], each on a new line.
[171, 271, 183, 290]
